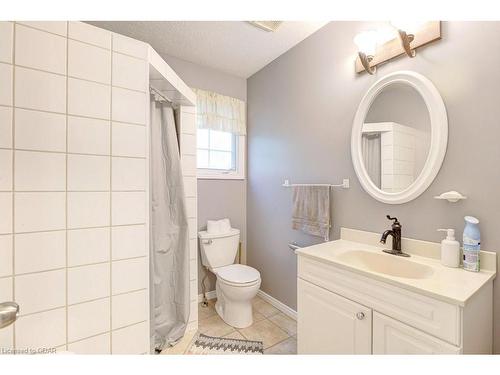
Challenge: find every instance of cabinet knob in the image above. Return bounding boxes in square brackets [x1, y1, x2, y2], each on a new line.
[356, 312, 365, 320]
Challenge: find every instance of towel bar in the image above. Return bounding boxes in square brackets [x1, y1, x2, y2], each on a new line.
[282, 178, 349, 189]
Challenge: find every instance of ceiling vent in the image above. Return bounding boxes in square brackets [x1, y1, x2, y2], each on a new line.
[247, 21, 283, 32]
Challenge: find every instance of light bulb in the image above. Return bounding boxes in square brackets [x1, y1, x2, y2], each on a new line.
[353, 30, 378, 56]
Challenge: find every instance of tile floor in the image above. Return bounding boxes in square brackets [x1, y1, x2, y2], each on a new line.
[162, 296, 297, 355]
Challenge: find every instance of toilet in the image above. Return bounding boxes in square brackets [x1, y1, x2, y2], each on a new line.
[198, 227, 261, 328]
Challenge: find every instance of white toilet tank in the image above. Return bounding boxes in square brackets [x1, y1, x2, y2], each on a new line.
[198, 228, 240, 269]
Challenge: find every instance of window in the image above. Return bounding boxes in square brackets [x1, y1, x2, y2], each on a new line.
[197, 128, 245, 179]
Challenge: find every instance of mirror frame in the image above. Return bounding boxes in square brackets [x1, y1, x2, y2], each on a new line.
[351, 71, 448, 204]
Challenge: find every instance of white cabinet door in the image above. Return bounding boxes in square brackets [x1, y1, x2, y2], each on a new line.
[373, 312, 461, 354]
[297, 278, 372, 354]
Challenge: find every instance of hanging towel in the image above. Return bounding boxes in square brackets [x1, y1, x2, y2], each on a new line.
[291, 186, 331, 241]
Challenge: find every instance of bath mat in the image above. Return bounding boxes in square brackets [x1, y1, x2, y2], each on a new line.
[186, 333, 264, 355]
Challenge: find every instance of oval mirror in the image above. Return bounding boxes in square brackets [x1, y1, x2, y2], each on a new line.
[351, 71, 448, 204]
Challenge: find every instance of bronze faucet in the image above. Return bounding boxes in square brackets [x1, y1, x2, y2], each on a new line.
[380, 215, 410, 257]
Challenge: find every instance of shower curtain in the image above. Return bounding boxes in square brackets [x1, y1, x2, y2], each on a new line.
[362, 133, 381, 188]
[149, 97, 190, 352]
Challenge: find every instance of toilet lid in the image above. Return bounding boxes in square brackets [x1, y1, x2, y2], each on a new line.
[215, 264, 260, 284]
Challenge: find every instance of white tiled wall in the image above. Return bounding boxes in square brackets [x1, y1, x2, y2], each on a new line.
[179, 106, 199, 332]
[0, 21, 150, 354]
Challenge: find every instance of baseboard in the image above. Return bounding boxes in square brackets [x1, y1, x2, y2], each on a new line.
[197, 290, 217, 303]
[257, 290, 297, 321]
[197, 289, 297, 321]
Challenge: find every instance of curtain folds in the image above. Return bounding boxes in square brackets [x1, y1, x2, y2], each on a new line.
[193, 88, 246, 135]
[149, 99, 190, 352]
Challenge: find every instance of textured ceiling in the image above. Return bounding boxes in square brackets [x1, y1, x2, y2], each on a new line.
[87, 21, 327, 78]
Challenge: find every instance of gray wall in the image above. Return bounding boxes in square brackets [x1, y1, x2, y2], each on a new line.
[162, 54, 247, 295]
[247, 21, 500, 352]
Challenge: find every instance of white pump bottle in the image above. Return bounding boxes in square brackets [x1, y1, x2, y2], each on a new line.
[437, 229, 460, 268]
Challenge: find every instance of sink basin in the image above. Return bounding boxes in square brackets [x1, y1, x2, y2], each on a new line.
[335, 250, 434, 279]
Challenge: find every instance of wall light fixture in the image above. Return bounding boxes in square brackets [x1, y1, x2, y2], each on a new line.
[353, 30, 378, 75]
[354, 21, 441, 74]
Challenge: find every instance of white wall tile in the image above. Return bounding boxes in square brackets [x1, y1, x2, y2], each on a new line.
[67, 192, 110, 229]
[68, 22, 111, 50]
[68, 78, 110, 119]
[190, 259, 197, 281]
[15, 231, 65, 274]
[185, 197, 197, 219]
[68, 227, 110, 267]
[188, 218, 197, 240]
[111, 225, 146, 260]
[111, 321, 148, 354]
[0, 63, 13, 106]
[68, 263, 110, 305]
[180, 133, 196, 155]
[111, 289, 147, 329]
[67, 332, 110, 354]
[181, 154, 196, 177]
[111, 157, 145, 191]
[112, 123, 146, 157]
[0, 22, 13, 64]
[179, 112, 196, 134]
[0, 106, 12, 148]
[0, 234, 12, 277]
[15, 108, 66, 152]
[15, 192, 65, 232]
[15, 150, 66, 191]
[17, 21, 67, 37]
[0, 149, 12, 190]
[68, 40, 111, 84]
[67, 116, 110, 155]
[189, 300, 198, 323]
[111, 192, 146, 226]
[0, 276, 12, 300]
[68, 298, 110, 342]
[15, 269, 65, 314]
[189, 238, 197, 260]
[15, 308, 66, 350]
[190, 279, 197, 300]
[0, 325, 13, 350]
[112, 257, 146, 294]
[15, 67, 66, 113]
[112, 53, 146, 91]
[15, 24, 66, 74]
[0, 192, 12, 234]
[112, 34, 147, 59]
[112, 88, 146, 125]
[68, 154, 110, 191]
[183, 176, 197, 197]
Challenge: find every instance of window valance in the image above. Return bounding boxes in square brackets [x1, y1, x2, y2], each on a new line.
[193, 88, 246, 136]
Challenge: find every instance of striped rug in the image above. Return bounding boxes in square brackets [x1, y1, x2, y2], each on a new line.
[186, 333, 263, 355]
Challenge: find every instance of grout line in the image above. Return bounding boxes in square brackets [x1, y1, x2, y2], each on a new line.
[64, 27, 69, 350]
[109, 33, 114, 355]
[0, 147, 147, 160]
[11, 20, 16, 352]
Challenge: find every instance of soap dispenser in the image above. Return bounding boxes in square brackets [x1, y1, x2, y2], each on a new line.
[437, 229, 460, 268]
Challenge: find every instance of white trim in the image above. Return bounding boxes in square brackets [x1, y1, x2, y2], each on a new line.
[197, 289, 297, 321]
[197, 290, 217, 303]
[351, 71, 448, 204]
[257, 290, 297, 321]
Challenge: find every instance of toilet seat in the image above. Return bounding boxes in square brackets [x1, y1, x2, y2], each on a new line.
[214, 264, 260, 286]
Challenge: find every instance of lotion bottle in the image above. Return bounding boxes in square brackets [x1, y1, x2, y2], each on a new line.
[437, 228, 460, 268]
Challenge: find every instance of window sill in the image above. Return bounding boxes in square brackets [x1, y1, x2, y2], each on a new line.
[197, 173, 246, 181]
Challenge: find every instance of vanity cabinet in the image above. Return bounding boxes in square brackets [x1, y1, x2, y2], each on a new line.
[372, 312, 460, 354]
[297, 255, 494, 354]
[298, 278, 371, 354]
